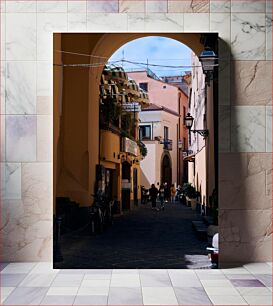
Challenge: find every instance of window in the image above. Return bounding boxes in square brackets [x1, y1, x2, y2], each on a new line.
[139, 125, 151, 140]
[139, 82, 148, 92]
[164, 126, 169, 140]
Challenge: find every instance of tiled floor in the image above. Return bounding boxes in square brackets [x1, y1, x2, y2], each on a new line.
[0, 262, 272, 305]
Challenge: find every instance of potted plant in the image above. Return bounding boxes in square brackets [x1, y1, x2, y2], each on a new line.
[182, 183, 197, 210]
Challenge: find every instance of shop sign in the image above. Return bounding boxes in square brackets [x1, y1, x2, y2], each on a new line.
[122, 103, 141, 112]
[122, 137, 138, 156]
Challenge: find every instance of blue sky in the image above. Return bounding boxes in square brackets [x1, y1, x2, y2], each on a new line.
[108, 36, 192, 77]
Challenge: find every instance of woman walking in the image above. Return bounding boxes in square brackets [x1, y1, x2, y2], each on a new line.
[170, 184, 176, 203]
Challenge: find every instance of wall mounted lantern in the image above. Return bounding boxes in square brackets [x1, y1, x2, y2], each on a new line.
[185, 113, 209, 138]
[198, 47, 217, 83]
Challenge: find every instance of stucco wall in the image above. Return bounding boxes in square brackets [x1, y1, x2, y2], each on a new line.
[0, 0, 272, 264]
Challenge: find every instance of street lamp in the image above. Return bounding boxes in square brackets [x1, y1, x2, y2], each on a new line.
[185, 113, 209, 138]
[198, 47, 217, 83]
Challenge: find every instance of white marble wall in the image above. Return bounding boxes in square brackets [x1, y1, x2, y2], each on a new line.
[0, 0, 272, 263]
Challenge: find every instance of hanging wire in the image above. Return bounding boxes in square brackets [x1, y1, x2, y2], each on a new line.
[54, 50, 109, 59]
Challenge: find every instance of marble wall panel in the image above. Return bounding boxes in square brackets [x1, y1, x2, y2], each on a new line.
[87, 13, 127, 31]
[119, 1, 145, 13]
[231, 61, 272, 106]
[6, 61, 36, 115]
[210, 0, 230, 13]
[87, 0, 118, 13]
[6, 13, 36, 61]
[0, 0, 5, 12]
[184, 13, 209, 32]
[37, 13, 68, 61]
[37, 62, 52, 98]
[266, 106, 272, 153]
[266, 13, 272, 60]
[231, 13, 266, 60]
[128, 13, 145, 31]
[1, 13, 6, 61]
[37, 115, 52, 162]
[0, 115, 5, 161]
[3, 163, 22, 200]
[168, 0, 209, 13]
[6, 115, 36, 162]
[219, 209, 272, 263]
[68, 13, 87, 31]
[68, 0, 87, 13]
[231, 0, 266, 13]
[144, 13, 183, 32]
[6, 1, 37, 13]
[266, 0, 272, 12]
[219, 153, 272, 210]
[231, 106, 266, 152]
[22, 162, 52, 217]
[37, 96, 52, 116]
[37, 1, 67, 13]
[0, 0, 272, 263]
[1, 62, 5, 114]
[146, 0, 167, 13]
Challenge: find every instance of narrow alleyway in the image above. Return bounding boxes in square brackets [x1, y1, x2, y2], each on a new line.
[55, 203, 211, 269]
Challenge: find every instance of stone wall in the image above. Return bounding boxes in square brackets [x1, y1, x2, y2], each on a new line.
[0, 0, 272, 263]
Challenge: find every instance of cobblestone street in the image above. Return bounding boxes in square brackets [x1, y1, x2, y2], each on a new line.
[56, 202, 211, 269]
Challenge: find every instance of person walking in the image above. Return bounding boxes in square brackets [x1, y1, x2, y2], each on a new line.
[170, 184, 176, 203]
[158, 184, 165, 211]
[149, 184, 158, 210]
[163, 182, 169, 203]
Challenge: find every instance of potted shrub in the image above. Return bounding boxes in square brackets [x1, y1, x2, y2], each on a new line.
[182, 183, 197, 210]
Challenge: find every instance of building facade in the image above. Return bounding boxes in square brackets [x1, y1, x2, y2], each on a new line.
[186, 53, 216, 214]
[127, 70, 189, 188]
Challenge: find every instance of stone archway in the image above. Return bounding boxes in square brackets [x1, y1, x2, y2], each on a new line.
[54, 33, 206, 206]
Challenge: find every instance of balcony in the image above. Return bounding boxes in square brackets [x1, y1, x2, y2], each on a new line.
[160, 139, 173, 151]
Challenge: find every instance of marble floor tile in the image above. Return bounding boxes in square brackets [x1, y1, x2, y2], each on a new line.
[174, 287, 212, 305]
[201, 279, 234, 287]
[112, 269, 139, 274]
[222, 267, 253, 275]
[0, 263, 9, 271]
[0, 287, 15, 303]
[110, 274, 140, 287]
[244, 262, 273, 274]
[83, 273, 111, 280]
[140, 272, 171, 287]
[208, 294, 248, 305]
[77, 286, 109, 296]
[51, 274, 84, 287]
[236, 286, 272, 295]
[142, 287, 178, 305]
[197, 273, 227, 280]
[73, 295, 108, 305]
[1, 263, 37, 274]
[204, 286, 240, 296]
[29, 262, 58, 274]
[230, 279, 265, 287]
[1, 273, 27, 287]
[40, 295, 75, 305]
[82, 279, 110, 287]
[108, 287, 143, 305]
[60, 269, 92, 274]
[254, 274, 273, 287]
[169, 275, 202, 287]
[3, 287, 48, 305]
[19, 273, 57, 287]
[243, 294, 272, 305]
[46, 287, 78, 296]
[225, 274, 256, 280]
